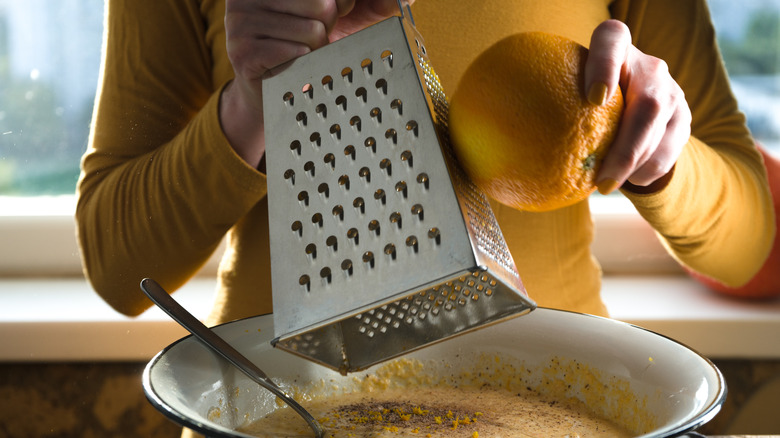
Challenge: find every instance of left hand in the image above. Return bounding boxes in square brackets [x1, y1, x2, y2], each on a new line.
[584, 19, 692, 194]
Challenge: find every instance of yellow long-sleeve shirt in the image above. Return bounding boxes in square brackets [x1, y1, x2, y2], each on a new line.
[77, 0, 774, 326]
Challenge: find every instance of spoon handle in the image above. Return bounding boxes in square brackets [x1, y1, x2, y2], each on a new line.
[140, 278, 324, 438]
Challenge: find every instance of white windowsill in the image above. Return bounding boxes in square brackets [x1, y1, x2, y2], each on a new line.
[1, 275, 778, 363]
[2, 195, 777, 362]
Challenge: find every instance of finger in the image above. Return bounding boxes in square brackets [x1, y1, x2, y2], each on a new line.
[336, 0, 356, 17]
[596, 92, 662, 194]
[229, 37, 312, 80]
[627, 97, 691, 186]
[227, 8, 329, 51]
[585, 19, 631, 106]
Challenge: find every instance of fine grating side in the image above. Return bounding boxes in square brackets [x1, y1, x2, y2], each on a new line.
[263, 6, 535, 374]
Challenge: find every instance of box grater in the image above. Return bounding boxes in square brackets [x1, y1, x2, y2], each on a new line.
[263, 3, 536, 374]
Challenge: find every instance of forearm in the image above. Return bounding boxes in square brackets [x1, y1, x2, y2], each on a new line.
[77, 91, 267, 316]
[624, 136, 774, 286]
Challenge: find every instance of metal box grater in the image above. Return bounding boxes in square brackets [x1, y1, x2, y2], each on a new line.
[263, 4, 536, 374]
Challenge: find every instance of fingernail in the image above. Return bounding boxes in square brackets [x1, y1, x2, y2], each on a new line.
[597, 178, 619, 195]
[587, 82, 608, 106]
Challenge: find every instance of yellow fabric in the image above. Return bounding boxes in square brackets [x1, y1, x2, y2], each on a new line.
[77, 0, 774, 331]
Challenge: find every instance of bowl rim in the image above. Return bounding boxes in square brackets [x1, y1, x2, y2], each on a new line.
[142, 308, 727, 438]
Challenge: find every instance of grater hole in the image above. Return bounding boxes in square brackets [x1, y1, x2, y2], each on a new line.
[283, 91, 294, 106]
[349, 116, 362, 133]
[390, 98, 402, 115]
[320, 267, 332, 283]
[389, 212, 402, 228]
[283, 169, 295, 185]
[291, 220, 303, 237]
[297, 191, 309, 206]
[317, 183, 329, 199]
[332, 205, 344, 221]
[406, 120, 419, 136]
[329, 124, 341, 141]
[299, 275, 310, 290]
[374, 189, 386, 205]
[380, 49, 393, 68]
[303, 161, 315, 177]
[321, 75, 333, 91]
[395, 181, 408, 198]
[362, 251, 375, 268]
[411, 204, 424, 220]
[384, 243, 396, 260]
[335, 95, 347, 111]
[355, 87, 367, 103]
[341, 259, 353, 275]
[359, 167, 371, 183]
[364, 137, 376, 153]
[305, 243, 317, 259]
[379, 158, 392, 176]
[369, 107, 382, 124]
[406, 235, 418, 252]
[311, 213, 323, 227]
[368, 219, 381, 235]
[360, 58, 373, 75]
[400, 150, 413, 167]
[344, 145, 356, 160]
[428, 227, 441, 244]
[309, 132, 321, 147]
[323, 153, 335, 169]
[375, 78, 388, 95]
[341, 67, 353, 83]
[353, 197, 365, 214]
[295, 111, 307, 127]
[414, 39, 427, 56]
[385, 128, 397, 145]
[417, 173, 429, 189]
[338, 175, 350, 190]
[315, 103, 327, 119]
[290, 140, 301, 156]
[326, 235, 338, 251]
[302, 83, 313, 99]
[347, 227, 359, 244]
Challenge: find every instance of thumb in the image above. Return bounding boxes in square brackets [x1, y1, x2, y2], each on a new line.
[336, 0, 356, 17]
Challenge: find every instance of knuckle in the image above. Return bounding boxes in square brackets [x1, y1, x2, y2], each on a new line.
[635, 92, 664, 119]
[598, 19, 630, 37]
[642, 157, 670, 180]
[610, 147, 642, 171]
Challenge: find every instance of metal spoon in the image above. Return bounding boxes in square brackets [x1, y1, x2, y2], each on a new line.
[140, 278, 325, 438]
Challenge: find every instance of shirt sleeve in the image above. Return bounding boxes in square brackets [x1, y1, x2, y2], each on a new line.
[611, 0, 775, 286]
[76, 0, 267, 315]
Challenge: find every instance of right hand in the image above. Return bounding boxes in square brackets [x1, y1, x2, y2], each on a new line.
[220, 0, 403, 169]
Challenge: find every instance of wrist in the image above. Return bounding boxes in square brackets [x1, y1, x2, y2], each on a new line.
[219, 80, 266, 169]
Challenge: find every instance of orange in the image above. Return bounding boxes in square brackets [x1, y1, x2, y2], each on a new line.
[448, 32, 624, 212]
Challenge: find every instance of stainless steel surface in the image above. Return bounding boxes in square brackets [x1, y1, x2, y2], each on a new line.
[139, 279, 325, 438]
[263, 4, 535, 373]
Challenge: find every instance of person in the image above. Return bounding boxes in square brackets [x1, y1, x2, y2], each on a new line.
[78, 0, 773, 336]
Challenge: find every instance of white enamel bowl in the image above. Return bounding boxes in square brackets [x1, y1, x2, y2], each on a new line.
[143, 308, 725, 437]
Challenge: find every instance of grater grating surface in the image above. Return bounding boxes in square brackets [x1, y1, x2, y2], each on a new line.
[263, 4, 535, 374]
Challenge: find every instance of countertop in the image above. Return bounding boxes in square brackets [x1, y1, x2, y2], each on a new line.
[1, 275, 779, 362]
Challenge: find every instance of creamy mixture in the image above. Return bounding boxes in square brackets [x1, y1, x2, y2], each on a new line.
[235, 356, 637, 438]
[239, 385, 633, 438]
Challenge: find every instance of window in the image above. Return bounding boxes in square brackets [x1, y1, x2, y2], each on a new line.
[0, 0, 103, 196]
[0, 1, 778, 277]
[708, 0, 780, 155]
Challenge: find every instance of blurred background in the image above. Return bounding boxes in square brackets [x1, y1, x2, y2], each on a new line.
[0, 0, 778, 197]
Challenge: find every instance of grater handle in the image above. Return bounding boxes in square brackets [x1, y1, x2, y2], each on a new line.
[396, 0, 415, 26]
